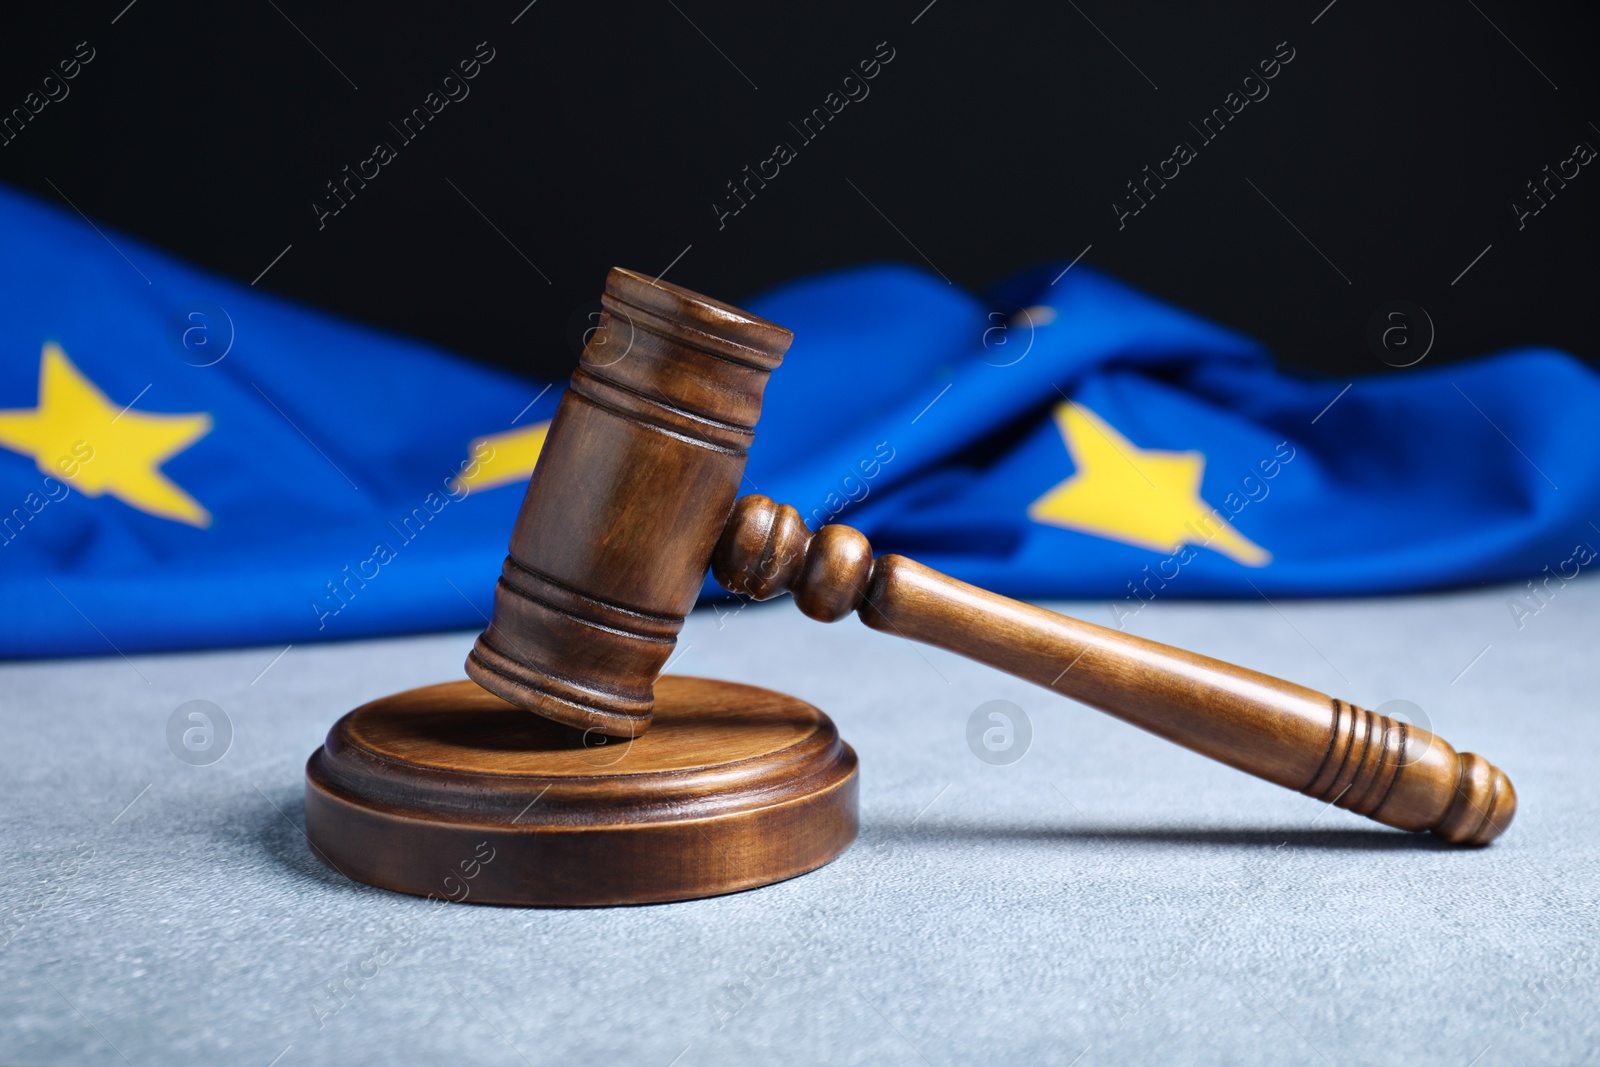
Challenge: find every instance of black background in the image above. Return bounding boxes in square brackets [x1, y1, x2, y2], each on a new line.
[1, 0, 1595, 383]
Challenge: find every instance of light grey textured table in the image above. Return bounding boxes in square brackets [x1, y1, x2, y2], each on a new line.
[3, 581, 1597, 1066]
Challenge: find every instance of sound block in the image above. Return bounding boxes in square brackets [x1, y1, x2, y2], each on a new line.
[304, 675, 858, 906]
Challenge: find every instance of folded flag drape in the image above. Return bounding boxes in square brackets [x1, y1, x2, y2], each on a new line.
[1, 183, 1593, 657]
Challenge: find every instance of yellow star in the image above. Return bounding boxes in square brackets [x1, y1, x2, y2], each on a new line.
[0, 343, 213, 527]
[451, 421, 550, 494]
[1028, 401, 1269, 566]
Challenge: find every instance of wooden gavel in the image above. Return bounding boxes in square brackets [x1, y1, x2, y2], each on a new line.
[466, 267, 1515, 847]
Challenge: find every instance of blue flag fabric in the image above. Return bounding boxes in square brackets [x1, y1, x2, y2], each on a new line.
[1, 182, 1595, 658]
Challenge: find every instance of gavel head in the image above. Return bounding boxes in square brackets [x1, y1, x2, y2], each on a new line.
[465, 267, 792, 737]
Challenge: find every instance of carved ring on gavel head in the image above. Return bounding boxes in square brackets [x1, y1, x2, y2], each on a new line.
[464, 266, 793, 738]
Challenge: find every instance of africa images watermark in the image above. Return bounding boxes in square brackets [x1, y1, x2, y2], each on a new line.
[1507, 941, 1594, 1031]
[1507, 539, 1596, 631]
[0, 41, 97, 148]
[1113, 40, 1297, 230]
[712, 40, 898, 230]
[1511, 136, 1594, 231]
[312, 41, 498, 231]
[306, 838, 497, 1030]
[1108, 440, 1297, 629]
[1453, 130, 1595, 286]
[805, 439, 897, 531]
[709, 441, 897, 632]
[309, 442, 493, 629]
[1, 842, 96, 949]
[0, 441, 95, 548]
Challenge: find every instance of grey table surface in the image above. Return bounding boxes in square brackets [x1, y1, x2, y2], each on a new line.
[2, 580, 1597, 1067]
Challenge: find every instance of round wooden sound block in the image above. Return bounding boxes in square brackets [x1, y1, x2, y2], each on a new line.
[304, 676, 858, 906]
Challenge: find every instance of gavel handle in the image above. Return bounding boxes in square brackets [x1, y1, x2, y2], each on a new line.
[713, 496, 1516, 845]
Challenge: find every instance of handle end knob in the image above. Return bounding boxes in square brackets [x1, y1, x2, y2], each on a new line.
[1304, 701, 1517, 845]
[1433, 752, 1517, 846]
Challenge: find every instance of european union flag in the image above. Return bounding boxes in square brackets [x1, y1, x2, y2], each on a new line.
[1, 183, 1595, 657]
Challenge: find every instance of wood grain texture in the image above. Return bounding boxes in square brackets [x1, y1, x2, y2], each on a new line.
[466, 267, 792, 736]
[304, 675, 858, 906]
[715, 495, 1516, 845]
